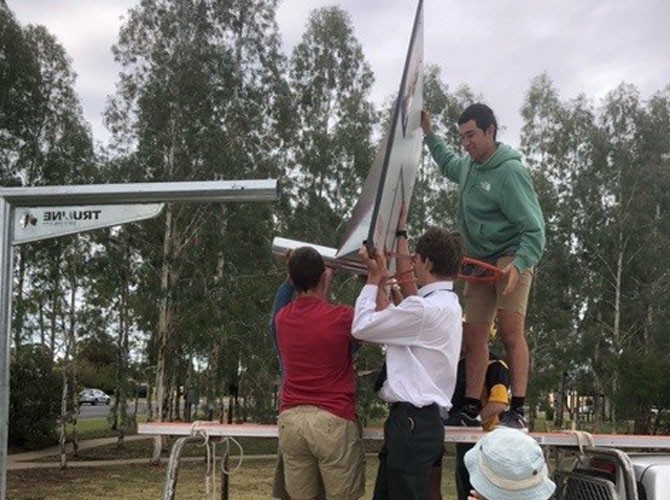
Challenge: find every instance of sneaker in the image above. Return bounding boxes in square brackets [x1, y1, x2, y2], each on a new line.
[498, 410, 528, 430]
[445, 410, 481, 427]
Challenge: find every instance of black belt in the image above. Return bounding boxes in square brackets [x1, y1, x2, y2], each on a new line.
[389, 402, 438, 410]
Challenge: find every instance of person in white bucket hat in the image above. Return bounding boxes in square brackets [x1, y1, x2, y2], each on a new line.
[464, 427, 556, 499]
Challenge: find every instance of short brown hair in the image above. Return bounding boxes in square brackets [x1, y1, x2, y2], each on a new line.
[288, 247, 325, 292]
[415, 227, 463, 278]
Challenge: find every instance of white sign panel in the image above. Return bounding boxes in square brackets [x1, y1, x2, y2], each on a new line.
[12, 204, 165, 244]
[336, 0, 424, 259]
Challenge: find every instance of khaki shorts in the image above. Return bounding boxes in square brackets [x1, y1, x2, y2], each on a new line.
[278, 405, 365, 500]
[464, 255, 534, 323]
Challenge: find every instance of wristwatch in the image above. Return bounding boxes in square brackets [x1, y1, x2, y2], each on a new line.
[395, 229, 408, 238]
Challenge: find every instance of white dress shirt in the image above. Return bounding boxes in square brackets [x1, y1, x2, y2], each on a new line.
[352, 281, 462, 409]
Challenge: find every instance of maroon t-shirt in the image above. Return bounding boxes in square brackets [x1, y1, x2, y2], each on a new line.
[275, 295, 356, 422]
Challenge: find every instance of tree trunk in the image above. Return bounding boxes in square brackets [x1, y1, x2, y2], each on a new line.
[38, 300, 46, 347]
[59, 367, 69, 469]
[610, 241, 624, 432]
[207, 339, 220, 422]
[633, 399, 651, 435]
[152, 206, 175, 464]
[555, 371, 567, 428]
[67, 252, 79, 457]
[13, 247, 27, 350]
[116, 243, 132, 447]
[146, 376, 154, 421]
[49, 257, 61, 355]
[592, 378, 603, 433]
[174, 384, 181, 421]
[70, 365, 79, 458]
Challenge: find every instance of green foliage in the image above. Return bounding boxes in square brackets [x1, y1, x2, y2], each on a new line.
[9, 346, 61, 449]
[4, 0, 670, 434]
[105, 0, 290, 424]
[78, 361, 116, 395]
[3, 5, 94, 365]
[0, 7, 42, 185]
[285, 5, 375, 244]
[78, 333, 117, 367]
[521, 74, 670, 432]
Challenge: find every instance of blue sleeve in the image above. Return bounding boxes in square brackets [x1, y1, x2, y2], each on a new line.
[269, 280, 295, 356]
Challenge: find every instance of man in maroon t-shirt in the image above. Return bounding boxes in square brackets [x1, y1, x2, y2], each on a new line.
[274, 246, 365, 500]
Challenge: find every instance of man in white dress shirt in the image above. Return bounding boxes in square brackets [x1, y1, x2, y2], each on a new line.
[352, 223, 464, 500]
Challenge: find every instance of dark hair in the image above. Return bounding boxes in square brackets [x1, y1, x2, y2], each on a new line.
[288, 247, 325, 293]
[415, 227, 464, 278]
[458, 103, 497, 140]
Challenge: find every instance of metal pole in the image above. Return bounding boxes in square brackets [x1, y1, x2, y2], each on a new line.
[162, 435, 206, 500]
[220, 447, 229, 500]
[0, 179, 278, 498]
[0, 179, 277, 207]
[0, 199, 14, 500]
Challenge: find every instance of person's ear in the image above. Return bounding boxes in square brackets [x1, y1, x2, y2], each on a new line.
[319, 268, 333, 295]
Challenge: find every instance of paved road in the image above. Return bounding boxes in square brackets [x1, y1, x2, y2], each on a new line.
[78, 402, 149, 420]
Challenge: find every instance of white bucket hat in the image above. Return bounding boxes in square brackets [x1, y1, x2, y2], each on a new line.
[464, 427, 556, 500]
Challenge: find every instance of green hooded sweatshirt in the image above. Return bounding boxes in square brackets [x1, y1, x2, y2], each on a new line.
[425, 133, 545, 273]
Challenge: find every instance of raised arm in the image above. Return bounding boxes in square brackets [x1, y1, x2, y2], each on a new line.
[395, 201, 418, 298]
[352, 244, 424, 346]
[422, 110, 465, 183]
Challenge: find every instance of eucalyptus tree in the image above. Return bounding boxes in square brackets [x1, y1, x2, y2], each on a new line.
[1, 14, 94, 350]
[520, 74, 601, 426]
[611, 86, 670, 433]
[285, 6, 375, 247]
[554, 82, 670, 432]
[0, 6, 42, 185]
[15, 24, 94, 361]
[107, 0, 289, 452]
[82, 220, 143, 442]
[279, 6, 382, 421]
[1, 9, 96, 464]
[520, 77, 670, 432]
[2, 20, 95, 463]
[571, 85, 645, 427]
[202, 0, 290, 424]
[0, 6, 43, 349]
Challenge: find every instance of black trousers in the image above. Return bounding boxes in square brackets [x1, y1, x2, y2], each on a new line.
[455, 442, 475, 500]
[373, 402, 445, 500]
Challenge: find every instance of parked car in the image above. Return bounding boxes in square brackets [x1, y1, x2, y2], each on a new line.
[554, 446, 670, 499]
[78, 388, 110, 406]
[134, 384, 148, 399]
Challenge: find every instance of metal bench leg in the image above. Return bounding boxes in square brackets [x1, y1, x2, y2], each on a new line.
[220, 445, 229, 500]
[162, 435, 206, 500]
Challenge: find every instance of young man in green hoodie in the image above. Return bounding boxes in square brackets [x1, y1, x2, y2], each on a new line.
[421, 103, 545, 429]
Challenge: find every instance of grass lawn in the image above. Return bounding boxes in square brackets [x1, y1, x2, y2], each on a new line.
[65, 414, 149, 440]
[8, 456, 458, 499]
[8, 414, 631, 498]
[37, 436, 289, 462]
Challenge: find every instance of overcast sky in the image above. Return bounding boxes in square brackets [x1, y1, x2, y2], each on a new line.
[10, 0, 670, 148]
